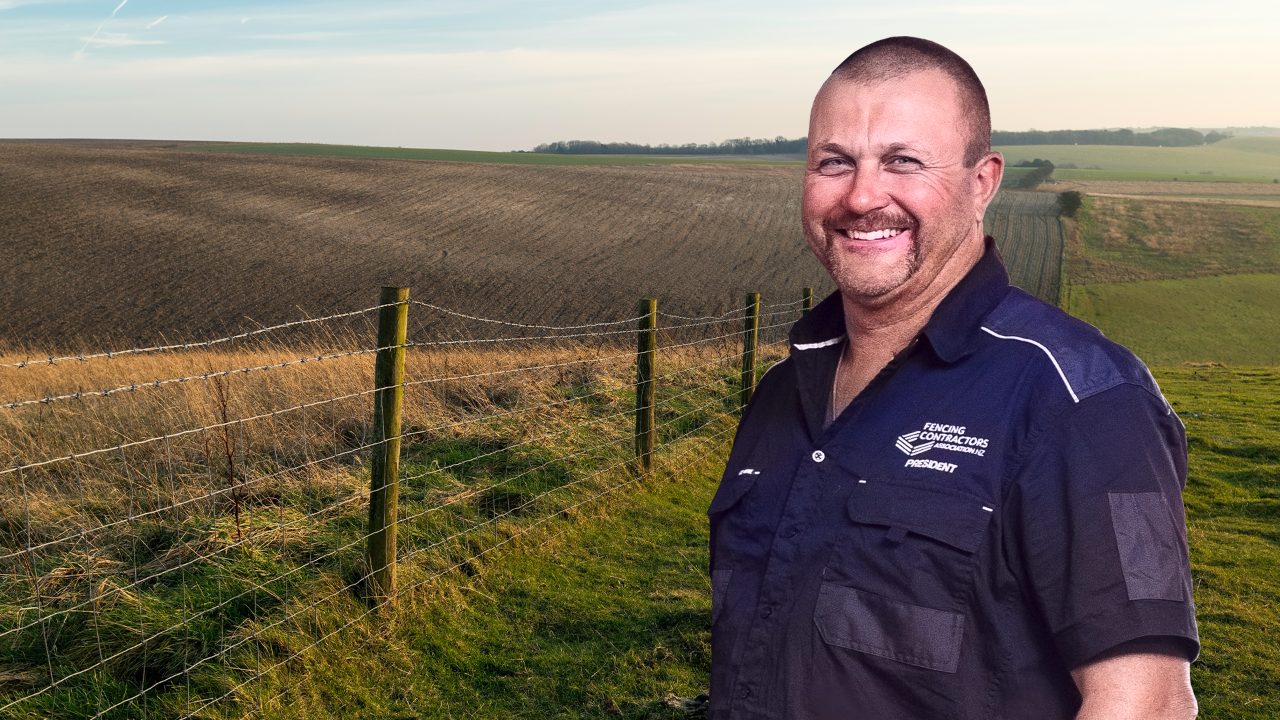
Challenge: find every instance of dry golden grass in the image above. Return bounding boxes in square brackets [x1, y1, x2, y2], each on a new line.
[1068, 195, 1280, 284]
[0, 324, 781, 716]
[0, 331, 762, 591]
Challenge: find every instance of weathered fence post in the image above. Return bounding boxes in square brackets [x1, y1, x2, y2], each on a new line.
[740, 292, 761, 409]
[635, 298, 657, 473]
[367, 286, 409, 604]
[802, 287, 813, 315]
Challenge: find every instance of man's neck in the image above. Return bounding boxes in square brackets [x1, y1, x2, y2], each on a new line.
[829, 236, 985, 417]
[840, 234, 986, 355]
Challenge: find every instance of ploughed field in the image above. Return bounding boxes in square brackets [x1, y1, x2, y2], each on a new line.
[0, 142, 1062, 350]
[984, 190, 1064, 304]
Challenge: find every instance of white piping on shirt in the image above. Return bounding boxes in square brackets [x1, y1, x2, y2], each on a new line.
[792, 336, 843, 351]
[980, 326, 1080, 403]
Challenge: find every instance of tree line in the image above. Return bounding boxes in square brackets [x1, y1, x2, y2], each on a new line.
[531, 128, 1230, 155]
[992, 128, 1230, 147]
[530, 137, 806, 155]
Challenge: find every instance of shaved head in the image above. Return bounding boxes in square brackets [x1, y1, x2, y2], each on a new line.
[829, 37, 991, 167]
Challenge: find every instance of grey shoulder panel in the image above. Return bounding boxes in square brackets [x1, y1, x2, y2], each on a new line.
[981, 289, 1163, 405]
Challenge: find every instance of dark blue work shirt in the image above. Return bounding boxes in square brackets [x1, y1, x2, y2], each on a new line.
[708, 242, 1199, 719]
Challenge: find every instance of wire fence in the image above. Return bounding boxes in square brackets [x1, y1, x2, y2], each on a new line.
[0, 289, 810, 718]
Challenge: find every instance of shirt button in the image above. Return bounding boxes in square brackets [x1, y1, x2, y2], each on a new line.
[812, 450, 825, 463]
[782, 526, 800, 538]
[738, 686, 752, 699]
[760, 606, 773, 619]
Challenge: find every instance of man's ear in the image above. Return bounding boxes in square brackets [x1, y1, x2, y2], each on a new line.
[971, 152, 1004, 221]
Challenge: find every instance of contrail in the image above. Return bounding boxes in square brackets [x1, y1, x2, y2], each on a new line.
[146, 15, 167, 30]
[75, 0, 130, 59]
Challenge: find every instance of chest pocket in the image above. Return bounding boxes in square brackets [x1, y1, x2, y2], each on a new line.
[825, 478, 993, 605]
[817, 479, 994, 672]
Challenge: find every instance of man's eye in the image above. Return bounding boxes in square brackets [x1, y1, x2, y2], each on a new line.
[817, 158, 851, 175]
[887, 156, 922, 168]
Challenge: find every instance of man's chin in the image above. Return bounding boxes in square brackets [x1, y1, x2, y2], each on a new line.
[826, 253, 917, 300]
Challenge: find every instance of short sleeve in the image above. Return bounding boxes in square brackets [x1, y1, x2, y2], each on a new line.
[1004, 382, 1199, 668]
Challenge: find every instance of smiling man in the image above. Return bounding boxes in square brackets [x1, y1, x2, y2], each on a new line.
[708, 37, 1199, 719]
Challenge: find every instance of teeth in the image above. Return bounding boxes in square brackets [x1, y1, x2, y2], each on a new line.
[848, 228, 904, 241]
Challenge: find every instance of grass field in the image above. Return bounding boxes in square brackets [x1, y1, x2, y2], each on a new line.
[1067, 274, 1280, 365]
[1067, 195, 1280, 284]
[231, 367, 1280, 719]
[0, 334, 786, 719]
[4, 342, 1276, 718]
[1062, 192, 1280, 367]
[3, 139, 1277, 717]
[997, 136, 1280, 183]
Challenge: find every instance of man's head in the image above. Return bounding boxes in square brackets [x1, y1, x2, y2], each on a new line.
[831, 37, 991, 168]
[802, 37, 1003, 304]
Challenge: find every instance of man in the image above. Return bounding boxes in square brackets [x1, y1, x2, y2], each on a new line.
[709, 37, 1198, 719]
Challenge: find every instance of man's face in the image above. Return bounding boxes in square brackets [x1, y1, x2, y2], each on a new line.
[802, 68, 998, 303]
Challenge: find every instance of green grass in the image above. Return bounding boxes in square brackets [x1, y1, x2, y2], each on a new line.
[227, 367, 1280, 719]
[1158, 367, 1280, 715]
[0, 352, 748, 719]
[248, 439, 726, 719]
[1062, 192, 1280, 365]
[190, 142, 799, 167]
[1067, 274, 1280, 365]
[997, 136, 1280, 183]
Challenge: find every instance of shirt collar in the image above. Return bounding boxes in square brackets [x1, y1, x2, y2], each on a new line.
[788, 236, 1011, 364]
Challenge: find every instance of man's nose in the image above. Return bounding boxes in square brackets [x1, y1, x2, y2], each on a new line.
[841, 163, 889, 215]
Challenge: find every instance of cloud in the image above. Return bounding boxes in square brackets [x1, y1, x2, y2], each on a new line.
[145, 15, 167, 30]
[79, 31, 164, 48]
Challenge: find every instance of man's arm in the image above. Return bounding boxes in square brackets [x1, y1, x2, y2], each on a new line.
[1071, 638, 1197, 720]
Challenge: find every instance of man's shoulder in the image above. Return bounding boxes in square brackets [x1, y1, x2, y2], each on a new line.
[978, 288, 1162, 405]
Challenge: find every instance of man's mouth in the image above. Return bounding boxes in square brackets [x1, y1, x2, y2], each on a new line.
[843, 228, 907, 241]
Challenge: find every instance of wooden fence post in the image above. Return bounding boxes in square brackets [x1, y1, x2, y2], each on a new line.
[367, 286, 409, 604]
[740, 292, 761, 409]
[802, 287, 813, 315]
[635, 298, 657, 473]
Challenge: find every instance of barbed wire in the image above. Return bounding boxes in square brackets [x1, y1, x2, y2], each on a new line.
[411, 300, 646, 330]
[0, 298, 796, 716]
[0, 303, 396, 370]
[55, 384, 741, 719]
[0, 360, 750, 639]
[240, 416, 737, 719]
[1, 324, 786, 492]
[1, 310, 793, 413]
[1, 344, 395, 411]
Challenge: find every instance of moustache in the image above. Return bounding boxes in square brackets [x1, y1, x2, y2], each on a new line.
[821, 210, 917, 235]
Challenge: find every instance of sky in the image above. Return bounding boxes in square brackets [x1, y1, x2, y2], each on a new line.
[1, 0, 1277, 151]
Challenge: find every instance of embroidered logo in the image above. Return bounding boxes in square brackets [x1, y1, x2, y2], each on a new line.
[894, 431, 934, 456]
[896, 422, 989, 458]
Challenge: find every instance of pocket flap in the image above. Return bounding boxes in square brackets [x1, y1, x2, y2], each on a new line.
[846, 480, 993, 553]
[708, 468, 761, 515]
[813, 582, 964, 673]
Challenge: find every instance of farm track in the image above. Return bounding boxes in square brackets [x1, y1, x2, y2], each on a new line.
[1, 143, 1061, 348]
